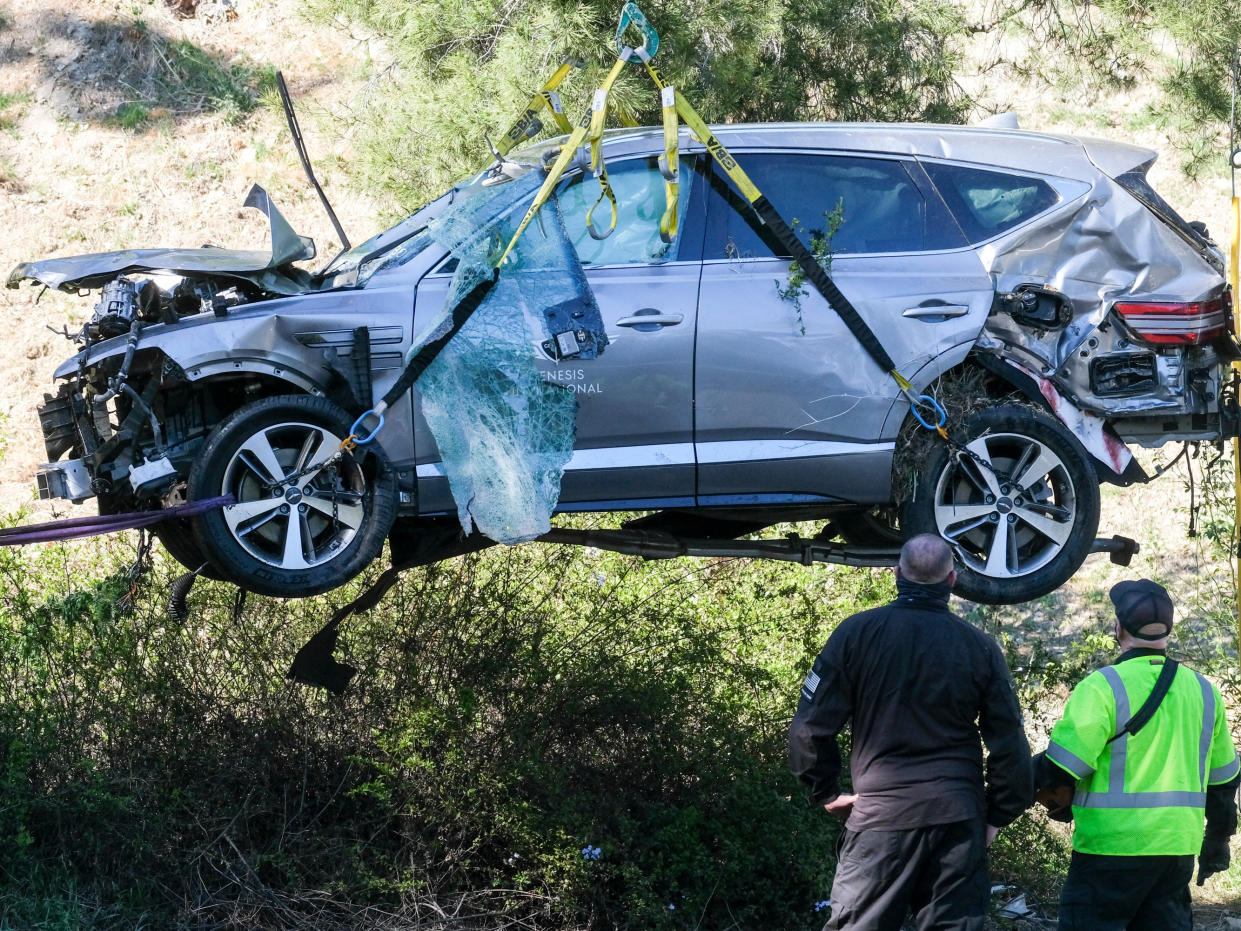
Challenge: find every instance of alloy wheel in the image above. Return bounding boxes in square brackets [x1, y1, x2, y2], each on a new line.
[219, 421, 366, 571]
[932, 432, 1077, 579]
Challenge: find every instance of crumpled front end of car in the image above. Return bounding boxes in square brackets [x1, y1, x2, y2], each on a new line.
[12, 184, 339, 515]
[34, 278, 259, 513]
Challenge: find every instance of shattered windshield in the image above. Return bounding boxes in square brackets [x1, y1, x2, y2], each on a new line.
[316, 164, 547, 287]
[316, 185, 463, 286]
[321, 214, 425, 276]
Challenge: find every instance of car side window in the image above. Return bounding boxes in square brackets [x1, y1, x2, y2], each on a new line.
[703, 152, 964, 260]
[556, 156, 685, 265]
[921, 162, 1059, 243]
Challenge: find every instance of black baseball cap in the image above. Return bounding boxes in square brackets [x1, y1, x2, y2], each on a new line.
[1109, 579, 1174, 640]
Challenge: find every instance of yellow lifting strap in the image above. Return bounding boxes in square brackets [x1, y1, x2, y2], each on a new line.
[495, 62, 577, 156]
[639, 58, 759, 212]
[499, 55, 630, 264]
[585, 57, 629, 240]
[656, 83, 679, 242]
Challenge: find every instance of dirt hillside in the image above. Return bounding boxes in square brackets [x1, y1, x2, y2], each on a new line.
[0, 0, 380, 514]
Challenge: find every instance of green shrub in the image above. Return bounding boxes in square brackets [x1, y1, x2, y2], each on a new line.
[307, 0, 970, 213]
[112, 101, 150, 130]
[0, 530, 890, 928]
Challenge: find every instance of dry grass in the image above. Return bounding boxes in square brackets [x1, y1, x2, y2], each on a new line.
[0, 0, 381, 514]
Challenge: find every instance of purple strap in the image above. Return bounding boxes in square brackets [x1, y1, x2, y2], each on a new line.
[0, 495, 235, 546]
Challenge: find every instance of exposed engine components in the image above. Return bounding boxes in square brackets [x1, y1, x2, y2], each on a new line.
[37, 387, 78, 460]
[77, 276, 258, 347]
[88, 277, 159, 339]
[36, 458, 94, 503]
[169, 278, 209, 318]
[208, 286, 251, 317]
[128, 455, 178, 497]
[90, 318, 143, 406]
[169, 278, 251, 319]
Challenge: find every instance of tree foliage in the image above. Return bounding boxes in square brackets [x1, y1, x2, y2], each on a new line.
[967, 0, 1241, 176]
[309, 0, 969, 211]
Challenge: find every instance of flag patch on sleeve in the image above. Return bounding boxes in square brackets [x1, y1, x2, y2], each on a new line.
[801, 669, 820, 700]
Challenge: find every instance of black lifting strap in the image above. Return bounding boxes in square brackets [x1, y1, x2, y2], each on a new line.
[378, 269, 500, 413]
[1107, 658, 1179, 744]
[288, 523, 496, 693]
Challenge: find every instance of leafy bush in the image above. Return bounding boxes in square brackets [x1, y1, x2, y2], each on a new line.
[156, 37, 277, 123]
[0, 529, 892, 929]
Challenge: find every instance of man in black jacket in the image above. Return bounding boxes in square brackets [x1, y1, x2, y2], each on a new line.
[789, 533, 1032, 930]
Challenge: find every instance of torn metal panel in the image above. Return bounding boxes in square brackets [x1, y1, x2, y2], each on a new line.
[7, 184, 314, 295]
[975, 163, 1228, 419]
[1005, 359, 1134, 475]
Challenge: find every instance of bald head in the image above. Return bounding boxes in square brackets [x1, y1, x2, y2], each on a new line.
[898, 534, 956, 583]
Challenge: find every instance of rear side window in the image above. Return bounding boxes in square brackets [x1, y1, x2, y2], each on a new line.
[703, 152, 966, 260]
[922, 162, 1059, 243]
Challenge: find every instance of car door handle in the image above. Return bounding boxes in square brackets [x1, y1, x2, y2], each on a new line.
[902, 303, 970, 318]
[616, 312, 684, 328]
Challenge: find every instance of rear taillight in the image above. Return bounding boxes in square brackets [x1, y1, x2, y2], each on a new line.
[1114, 297, 1229, 345]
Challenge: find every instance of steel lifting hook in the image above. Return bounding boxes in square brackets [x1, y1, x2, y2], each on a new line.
[615, 2, 659, 62]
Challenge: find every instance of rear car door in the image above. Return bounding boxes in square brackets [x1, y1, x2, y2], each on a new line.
[694, 150, 994, 504]
[413, 155, 706, 513]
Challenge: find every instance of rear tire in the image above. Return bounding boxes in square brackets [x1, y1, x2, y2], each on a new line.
[904, 403, 1100, 604]
[188, 395, 398, 598]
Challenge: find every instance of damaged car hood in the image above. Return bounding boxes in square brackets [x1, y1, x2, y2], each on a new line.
[6, 185, 316, 296]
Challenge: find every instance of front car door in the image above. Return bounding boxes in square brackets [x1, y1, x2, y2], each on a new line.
[693, 149, 994, 505]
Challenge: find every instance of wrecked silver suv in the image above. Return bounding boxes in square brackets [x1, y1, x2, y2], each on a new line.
[9, 122, 1238, 604]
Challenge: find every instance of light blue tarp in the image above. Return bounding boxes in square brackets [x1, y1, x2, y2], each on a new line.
[416, 172, 608, 543]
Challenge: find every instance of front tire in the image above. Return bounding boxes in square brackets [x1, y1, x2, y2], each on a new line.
[188, 395, 398, 598]
[154, 518, 224, 580]
[905, 403, 1100, 604]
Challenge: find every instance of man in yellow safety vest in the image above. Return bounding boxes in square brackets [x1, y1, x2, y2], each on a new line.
[1038, 579, 1239, 930]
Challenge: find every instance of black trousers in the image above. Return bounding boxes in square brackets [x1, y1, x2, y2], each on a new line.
[1058, 851, 1194, 930]
[824, 819, 988, 931]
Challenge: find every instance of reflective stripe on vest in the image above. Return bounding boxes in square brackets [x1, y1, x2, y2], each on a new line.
[1073, 663, 1216, 810]
[1210, 753, 1241, 784]
[1197, 671, 1215, 787]
[1073, 790, 1207, 808]
[1046, 741, 1094, 779]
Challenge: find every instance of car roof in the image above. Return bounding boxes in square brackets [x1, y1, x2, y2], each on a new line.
[517, 120, 1154, 180]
